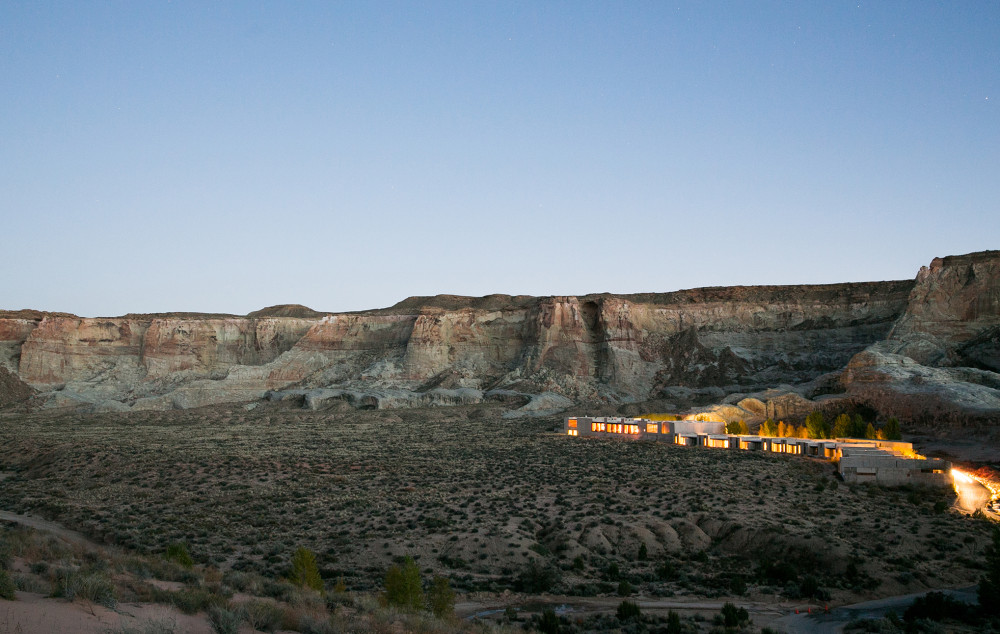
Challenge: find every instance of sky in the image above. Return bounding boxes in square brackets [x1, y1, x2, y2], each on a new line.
[1, 2, 998, 317]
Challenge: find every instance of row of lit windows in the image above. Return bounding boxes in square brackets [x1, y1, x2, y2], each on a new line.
[590, 422, 639, 434]
[566, 429, 578, 436]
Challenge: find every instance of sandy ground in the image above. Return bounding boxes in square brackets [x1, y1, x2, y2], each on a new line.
[1, 592, 214, 634]
[0, 510, 99, 549]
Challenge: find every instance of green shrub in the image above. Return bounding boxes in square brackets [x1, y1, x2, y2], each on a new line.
[616, 599, 641, 621]
[0, 568, 16, 600]
[164, 542, 194, 569]
[384, 556, 423, 610]
[208, 604, 244, 634]
[51, 568, 117, 609]
[289, 547, 323, 592]
[104, 619, 180, 634]
[729, 574, 746, 595]
[905, 591, 975, 624]
[427, 575, 455, 619]
[515, 559, 560, 593]
[169, 587, 225, 614]
[537, 608, 561, 634]
[244, 599, 284, 632]
[720, 602, 749, 628]
[13, 571, 50, 594]
[666, 610, 682, 634]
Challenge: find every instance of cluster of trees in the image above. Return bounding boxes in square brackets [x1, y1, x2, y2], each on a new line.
[724, 419, 750, 435]
[383, 556, 456, 619]
[753, 412, 902, 441]
[758, 418, 810, 439]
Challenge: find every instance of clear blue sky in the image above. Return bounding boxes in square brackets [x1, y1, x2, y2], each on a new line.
[2, 2, 997, 317]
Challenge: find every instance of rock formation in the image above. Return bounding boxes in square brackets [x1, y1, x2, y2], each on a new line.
[1, 252, 998, 424]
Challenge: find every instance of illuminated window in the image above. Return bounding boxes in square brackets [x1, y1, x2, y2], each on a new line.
[646, 423, 658, 434]
[568, 419, 577, 428]
[567, 429, 577, 436]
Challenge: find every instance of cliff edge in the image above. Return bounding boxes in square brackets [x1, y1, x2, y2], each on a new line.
[1, 251, 997, 424]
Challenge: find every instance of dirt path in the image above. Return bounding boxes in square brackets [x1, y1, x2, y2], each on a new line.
[0, 472, 101, 549]
[0, 510, 100, 549]
[457, 594, 799, 629]
[771, 585, 978, 633]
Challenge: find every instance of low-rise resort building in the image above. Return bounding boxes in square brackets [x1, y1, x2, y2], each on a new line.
[564, 416, 953, 488]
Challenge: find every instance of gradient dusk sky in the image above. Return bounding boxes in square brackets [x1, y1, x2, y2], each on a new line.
[2, 2, 997, 317]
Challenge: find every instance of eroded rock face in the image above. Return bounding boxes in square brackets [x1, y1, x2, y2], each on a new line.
[0, 318, 38, 371]
[833, 251, 1000, 423]
[142, 318, 314, 378]
[881, 251, 1000, 370]
[5, 251, 998, 419]
[19, 318, 148, 386]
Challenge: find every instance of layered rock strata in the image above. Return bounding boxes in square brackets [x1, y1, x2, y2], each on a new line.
[1, 251, 997, 423]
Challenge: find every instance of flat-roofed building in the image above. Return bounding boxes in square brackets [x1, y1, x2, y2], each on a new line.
[564, 415, 952, 488]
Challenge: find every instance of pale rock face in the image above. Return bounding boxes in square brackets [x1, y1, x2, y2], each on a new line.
[840, 349, 1000, 423]
[142, 318, 314, 378]
[0, 319, 38, 371]
[881, 251, 1000, 370]
[836, 251, 1000, 423]
[19, 318, 148, 386]
[4, 250, 998, 421]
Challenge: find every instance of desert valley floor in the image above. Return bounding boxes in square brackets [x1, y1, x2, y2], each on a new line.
[0, 402, 995, 632]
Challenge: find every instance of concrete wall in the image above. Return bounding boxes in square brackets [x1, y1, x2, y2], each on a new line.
[839, 455, 951, 486]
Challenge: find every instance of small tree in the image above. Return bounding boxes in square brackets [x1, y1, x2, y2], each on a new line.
[883, 417, 902, 440]
[806, 411, 828, 439]
[832, 413, 852, 438]
[850, 413, 867, 438]
[385, 556, 424, 611]
[725, 420, 741, 435]
[777, 421, 788, 438]
[666, 610, 682, 634]
[738, 419, 750, 435]
[427, 575, 455, 619]
[865, 422, 878, 439]
[538, 608, 561, 634]
[290, 547, 323, 592]
[760, 419, 778, 437]
[796, 425, 809, 439]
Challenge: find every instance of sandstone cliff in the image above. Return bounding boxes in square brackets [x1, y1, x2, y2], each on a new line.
[1, 252, 997, 424]
[836, 251, 1000, 424]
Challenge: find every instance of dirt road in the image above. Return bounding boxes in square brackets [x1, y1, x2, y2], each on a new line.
[772, 586, 978, 633]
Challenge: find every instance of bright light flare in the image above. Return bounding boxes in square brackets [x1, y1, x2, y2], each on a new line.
[953, 468, 974, 484]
